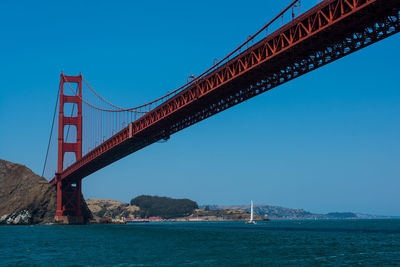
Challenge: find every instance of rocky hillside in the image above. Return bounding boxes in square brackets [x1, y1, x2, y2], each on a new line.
[0, 159, 57, 224]
[86, 199, 139, 219]
[0, 159, 91, 224]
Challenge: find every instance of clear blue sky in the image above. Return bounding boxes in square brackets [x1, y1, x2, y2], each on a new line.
[0, 0, 399, 216]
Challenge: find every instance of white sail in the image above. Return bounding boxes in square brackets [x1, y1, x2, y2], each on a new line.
[246, 200, 256, 224]
[250, 200, 254, 222]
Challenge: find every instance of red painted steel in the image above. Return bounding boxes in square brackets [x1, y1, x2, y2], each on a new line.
[55, 74, 83, 221]
[49, 0, 400, 218]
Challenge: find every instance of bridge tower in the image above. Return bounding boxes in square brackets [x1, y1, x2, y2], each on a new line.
[55, 73, 84, 224]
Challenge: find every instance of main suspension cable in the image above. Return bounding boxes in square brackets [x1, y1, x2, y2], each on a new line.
[64, 79, 146, 113]
[72, 0, 302, 113]
[41, 82, 61, 178]
[61, 0, 303, 115]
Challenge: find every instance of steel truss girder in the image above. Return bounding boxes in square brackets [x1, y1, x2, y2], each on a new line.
[165, 8, 400, 137]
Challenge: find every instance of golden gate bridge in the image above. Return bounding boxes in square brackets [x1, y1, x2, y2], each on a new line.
[41, 0, 400, 223]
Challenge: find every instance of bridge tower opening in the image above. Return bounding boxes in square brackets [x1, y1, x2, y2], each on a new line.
[55, 73, 83, 224]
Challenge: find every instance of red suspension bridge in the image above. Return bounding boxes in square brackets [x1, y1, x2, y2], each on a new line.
[42, 0, 400, 223]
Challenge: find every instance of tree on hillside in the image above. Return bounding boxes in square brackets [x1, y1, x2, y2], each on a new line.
[130, 195, 198, 219]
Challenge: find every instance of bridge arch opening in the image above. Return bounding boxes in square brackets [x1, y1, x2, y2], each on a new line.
[63, 151, 77, 170]
[62, 82, 80, 96]
[63, 103, 78, 117]
[64, 125, 77, 143]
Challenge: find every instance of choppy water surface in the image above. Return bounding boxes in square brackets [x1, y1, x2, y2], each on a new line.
[1, 220, 399, 266]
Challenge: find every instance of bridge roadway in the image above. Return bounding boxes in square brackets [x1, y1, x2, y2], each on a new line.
[51, 0, 400, 184]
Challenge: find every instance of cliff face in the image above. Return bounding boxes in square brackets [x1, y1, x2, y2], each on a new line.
[0, 159, 57, 224]
[0, 159, 91, 224]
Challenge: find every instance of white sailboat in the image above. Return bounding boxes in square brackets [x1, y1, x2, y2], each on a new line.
[246, 200, 256, 224]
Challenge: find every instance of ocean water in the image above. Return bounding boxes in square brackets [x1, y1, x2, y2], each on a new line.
[1, 220, 399, 266]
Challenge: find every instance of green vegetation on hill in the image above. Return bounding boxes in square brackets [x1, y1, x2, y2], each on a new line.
[130, 195, 198, 219]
